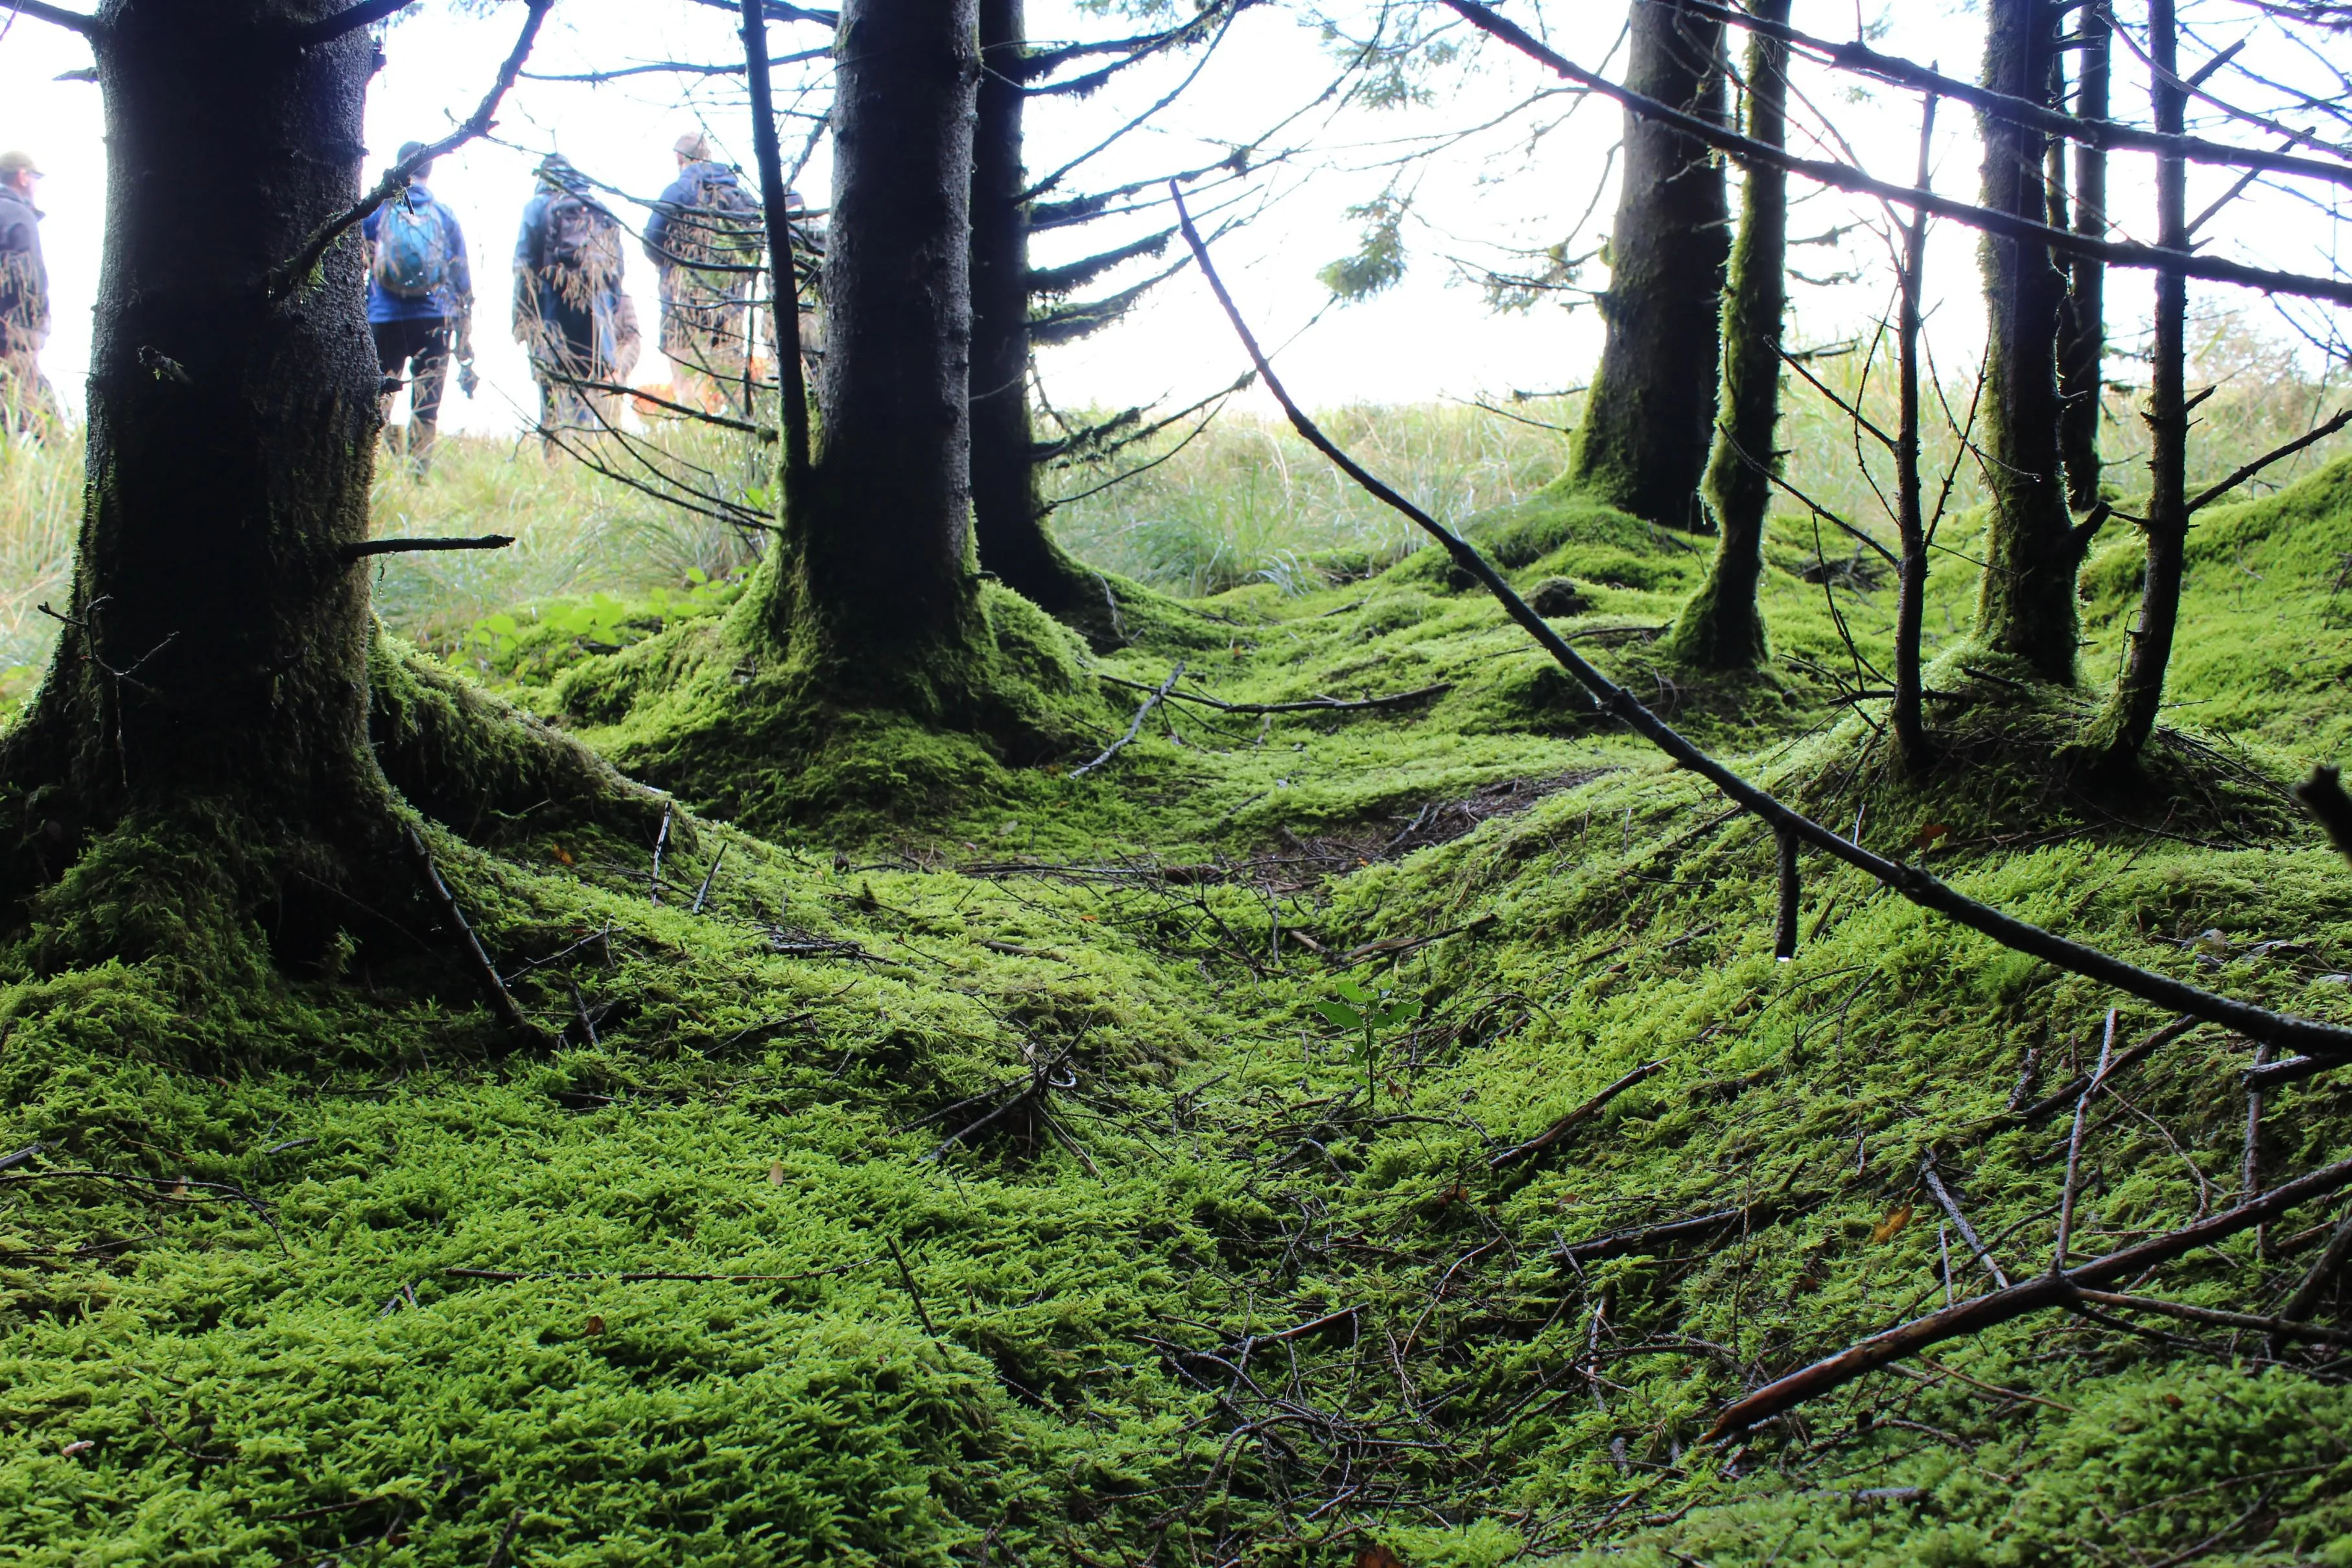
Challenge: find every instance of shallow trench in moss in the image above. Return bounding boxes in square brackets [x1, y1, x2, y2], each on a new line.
[5, 471, 2352, 1564]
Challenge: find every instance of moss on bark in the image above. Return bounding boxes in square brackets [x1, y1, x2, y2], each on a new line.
[1662, 0, 1789, 670]
[1567, 0, 1730, 531]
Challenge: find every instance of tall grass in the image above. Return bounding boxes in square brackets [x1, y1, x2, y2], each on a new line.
[0, 309, 2340, 702]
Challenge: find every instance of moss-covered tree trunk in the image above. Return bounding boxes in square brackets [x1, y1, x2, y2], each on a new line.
[768, 0, 983, 659]
[2087, 0, 2187, 762]
[1568, 0, 1729, 532]
[1969, 0, 2081, 685]
[1662, 0, 1787, 670]
[2056, 7, 2109, 514]
[0, 0, 388, 950]
[968, 0, 1096, 623]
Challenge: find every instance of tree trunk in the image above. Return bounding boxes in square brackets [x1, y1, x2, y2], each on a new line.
[1892, 97, 1940, 772]
[1568, 0, 1729, 532]
[770, 0, 982, 655]
[1969, 0, 2080, 685]
[2056, 7, 2110, 514]
[2088, 0, 2187, 761]
[0, 0, 387, 952]
[1662, 0, 1787, 670]
[967, 0, 1097, 624]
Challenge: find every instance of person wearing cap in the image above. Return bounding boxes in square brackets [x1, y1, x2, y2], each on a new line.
[643, 131, 762, 413]
[362, 141, 473, 474]
[0, 150, 57, 437]
[513, 152, 640, 449]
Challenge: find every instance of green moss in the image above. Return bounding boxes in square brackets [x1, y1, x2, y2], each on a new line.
[10, 460, 2352, 1563]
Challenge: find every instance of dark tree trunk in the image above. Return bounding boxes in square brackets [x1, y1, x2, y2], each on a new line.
[770, 0, 982, 653]
[1969, 0, 2080, 685]
[1569, 0, 1729, 531]
[1663, 0, 1788, 670]
[1892, 97, 1940, 772]
[2089, 0, 2187, 760]
[0, 0, 387, 946]
[2056, 8, 2110, 513]
[968, 0, 1096, 622]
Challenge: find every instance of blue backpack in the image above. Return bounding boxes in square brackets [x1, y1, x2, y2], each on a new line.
[373, 191, 450, 300]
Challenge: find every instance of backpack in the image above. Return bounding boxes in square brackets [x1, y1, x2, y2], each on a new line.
[542, 192, 609, 275]
[371, 192, 449, 300]
[664, 167, 760, 275]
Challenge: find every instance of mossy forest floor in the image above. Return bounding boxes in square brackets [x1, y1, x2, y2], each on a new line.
[8, 458, 2352, 1566]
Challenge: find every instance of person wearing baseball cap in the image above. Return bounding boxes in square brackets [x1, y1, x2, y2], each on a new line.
[0, 150, 57, 436]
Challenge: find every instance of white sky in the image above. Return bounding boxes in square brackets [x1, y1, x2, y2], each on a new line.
[1, 0, 2345, 436]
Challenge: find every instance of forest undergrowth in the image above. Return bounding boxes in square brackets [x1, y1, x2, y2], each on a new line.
[5, 387, 2352, 1563]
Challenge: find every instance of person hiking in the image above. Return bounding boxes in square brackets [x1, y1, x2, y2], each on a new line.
[362, 141, 473, 474]
[0, 150, 58, 438]
[643, 131, 762, 413]
[514, 152, 639, 449]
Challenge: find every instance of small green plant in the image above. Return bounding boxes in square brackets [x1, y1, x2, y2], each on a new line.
[1313, 972, 1421, 1101]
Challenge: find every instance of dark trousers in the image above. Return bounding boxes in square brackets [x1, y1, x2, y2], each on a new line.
[372, 316, 453, 432]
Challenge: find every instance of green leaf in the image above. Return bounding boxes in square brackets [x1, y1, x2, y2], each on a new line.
[486, 613, 518, 638]
[1312, 1001, 1363, 1030]
[1332, 977, 1374, 1005]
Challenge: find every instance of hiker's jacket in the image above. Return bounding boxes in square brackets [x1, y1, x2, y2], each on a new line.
[0, 185, 49, 353]
[363, 182, 472, 326]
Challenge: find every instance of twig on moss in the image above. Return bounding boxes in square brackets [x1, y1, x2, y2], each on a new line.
[2072, 1287, 2352, 1346]
[885, 1237, 940, 1336]
[402, 825, 544, 1046]
[2272, 1205, 2352, 1357]
[1773, 828, 1800, 961]
[649, 808, 672, 906]
[485, 1508, 524, 1568]
[445, 1259, 873, 1285]
[1098, 673, 1453, 716]
[1169, 184, 2352, 1064]
[1921, 1158, 2008, 1289]
[691, 845, 728, 915]
[1704, 1152, 2352, 1438]
[2296, 764, 2352, 868]
[2013, 1016, 2199, 1124]
[340, 535, 515, 561]
[1488, 1060, 1664, 1171]
[2054, 1010, 2118, 1272]
[1074, 661, 1184, 777]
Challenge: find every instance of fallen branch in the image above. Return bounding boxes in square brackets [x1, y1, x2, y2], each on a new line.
[1489, 1060, 1665, 1171]
[1337, 911, 1496, 968]
[445, 1258, 873, 1285]
[341, 534, 515, 561]
[1098, 672, 1453, 716]
[2272, 1204, 2352, 1356]
[2072, 1287, 2352, 1346]
[1704, 1153, 2352, 1438]
[1074, 661, 1184, 777]
[1562, 1198, 1797, 1265]
[1921, 1160, 2008, 1289]
[402, 825, 545, 1045]
[2013, 1015, 2200, 1124]
[1170, 186, 2352, 1062]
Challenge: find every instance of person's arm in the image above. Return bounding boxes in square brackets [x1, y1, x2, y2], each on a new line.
[512, 196, 541, 344]
[443, 204, 473, 313]
[643, 178, 679, 268]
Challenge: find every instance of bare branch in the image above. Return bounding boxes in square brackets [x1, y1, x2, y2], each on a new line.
[681, 0, 836, 25]
[1, 0, 102, 36]
[269, 0, 552, 301]
[2186, 406, 2352, 511]
[1170, 184, 2352, 1061]
[1442, 0, 2352, 308]
[290, 0, 410, 47]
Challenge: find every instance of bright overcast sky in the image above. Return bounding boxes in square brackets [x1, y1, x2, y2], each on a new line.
[1, 0, 2344, 436]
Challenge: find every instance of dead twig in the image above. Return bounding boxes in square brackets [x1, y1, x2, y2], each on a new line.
[1098, 672, 1453, 716]
[1489, 1060, 1665, 1171]
[1921, 1158, 2008, 1289]
[2072, 1287, 2352, 1345]
[2054, 1009, 2119, 1272]
[1074, 661, 1185, 778]
[1705, 1151, 2352, 1438]
[402, 826, 545, 1046]
[340, 534, 515, 561]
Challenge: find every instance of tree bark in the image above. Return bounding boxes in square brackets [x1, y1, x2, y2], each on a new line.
[2056, 5, 2109, 513]
[2089, 0, 2187, 760]
[1969, 0, 2080, 685]
[1568, 0, 1730, 532]
[967, 0, 1096, 623]
[1893, 95, 1939, 771]
[0, 0, 388, 948]
[1663, 0, 1787, 669]
[771, 0, 983, 653]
